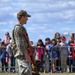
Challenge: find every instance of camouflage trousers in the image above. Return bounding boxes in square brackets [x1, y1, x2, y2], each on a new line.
[16, 56, 32, 75]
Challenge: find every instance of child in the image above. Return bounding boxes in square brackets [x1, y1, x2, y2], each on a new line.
[29, 41, 36, 57]
[6, 40, 16, 72]
[56, 39, 61, 72]
[67, 33, 74, 72]
[60, 36, 68, 72]
[0, 41, 9, 72]
[44, 38, 52, 72]
[51, 39, 58, 72]
[36, 39, 45, 61]
[35, 39, 45, 72]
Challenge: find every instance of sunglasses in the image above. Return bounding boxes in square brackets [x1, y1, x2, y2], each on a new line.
[5, 34, 9, 35]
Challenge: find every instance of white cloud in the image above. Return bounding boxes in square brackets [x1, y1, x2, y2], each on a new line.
[17, 0, 54, 3]
[10, 12, 17, 18]
[0, 0, 75, 42]
[0, 29, 11, 33]
[0, 7, 12, 11]
[0, 22, 7, 25]
[68, 1, 75, 6]
[0, 0, 11, 2]
[62, 27, 71, 31]
[60, 10, 75, 19]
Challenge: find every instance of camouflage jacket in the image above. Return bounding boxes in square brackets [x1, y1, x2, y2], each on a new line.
[12, 24, 28, 57]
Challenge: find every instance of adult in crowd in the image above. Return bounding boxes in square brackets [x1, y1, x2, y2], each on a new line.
[3, 32, 11, 46]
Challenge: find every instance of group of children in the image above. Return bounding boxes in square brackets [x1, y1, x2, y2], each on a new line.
[33, 33, 75, 73]
[0, 32, 75, 73]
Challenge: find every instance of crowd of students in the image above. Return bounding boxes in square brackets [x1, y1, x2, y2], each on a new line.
[0, 32, 15, 72]
[31, 32, 75, 73]
[0, 32, 75, 73]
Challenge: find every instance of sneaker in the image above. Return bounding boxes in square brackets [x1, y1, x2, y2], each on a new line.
[53, 70, 57, 73]
[12, 70, 16, 73]
[6, 70, 9, 72]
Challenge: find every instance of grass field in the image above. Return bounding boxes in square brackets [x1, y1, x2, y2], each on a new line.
[0, 72, 75, 75]
[0, 59, 75, 75]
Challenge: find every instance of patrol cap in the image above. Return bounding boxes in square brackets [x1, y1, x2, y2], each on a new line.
[17, 10, 31, 18]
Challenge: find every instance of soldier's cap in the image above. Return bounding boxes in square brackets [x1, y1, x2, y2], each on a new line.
[17, 10, 31, 18]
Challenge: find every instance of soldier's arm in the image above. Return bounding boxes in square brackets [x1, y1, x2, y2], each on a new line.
[14, 26, 28, 54]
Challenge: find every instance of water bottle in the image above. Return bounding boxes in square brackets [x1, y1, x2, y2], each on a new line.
[6, 54, 9, 63]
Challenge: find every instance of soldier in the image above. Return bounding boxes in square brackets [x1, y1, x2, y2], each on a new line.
[12, 10, 32, 75]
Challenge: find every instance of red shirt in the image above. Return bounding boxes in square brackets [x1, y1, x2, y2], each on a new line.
[71, 43, 75, 59]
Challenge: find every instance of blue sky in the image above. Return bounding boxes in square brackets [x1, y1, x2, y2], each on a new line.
[0, 0, 75, 43]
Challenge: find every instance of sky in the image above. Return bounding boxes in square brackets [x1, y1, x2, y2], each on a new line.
[0, 0, 75, 43]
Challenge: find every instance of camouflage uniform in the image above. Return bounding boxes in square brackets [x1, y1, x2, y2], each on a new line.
[12, 24, 32, 75]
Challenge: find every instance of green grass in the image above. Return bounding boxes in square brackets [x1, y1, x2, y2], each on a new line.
[0, 72, 75, 75]
[0, 59, 18, 75]
[0, 73, 18, 75]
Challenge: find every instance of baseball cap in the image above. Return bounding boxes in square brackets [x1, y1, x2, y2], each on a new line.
[61, 36, 66, 40]
[17, 10, 31, 18]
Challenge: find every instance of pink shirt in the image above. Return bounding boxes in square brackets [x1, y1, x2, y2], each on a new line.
[4, 37, 10, 45]
[36, 47, 44, 60]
